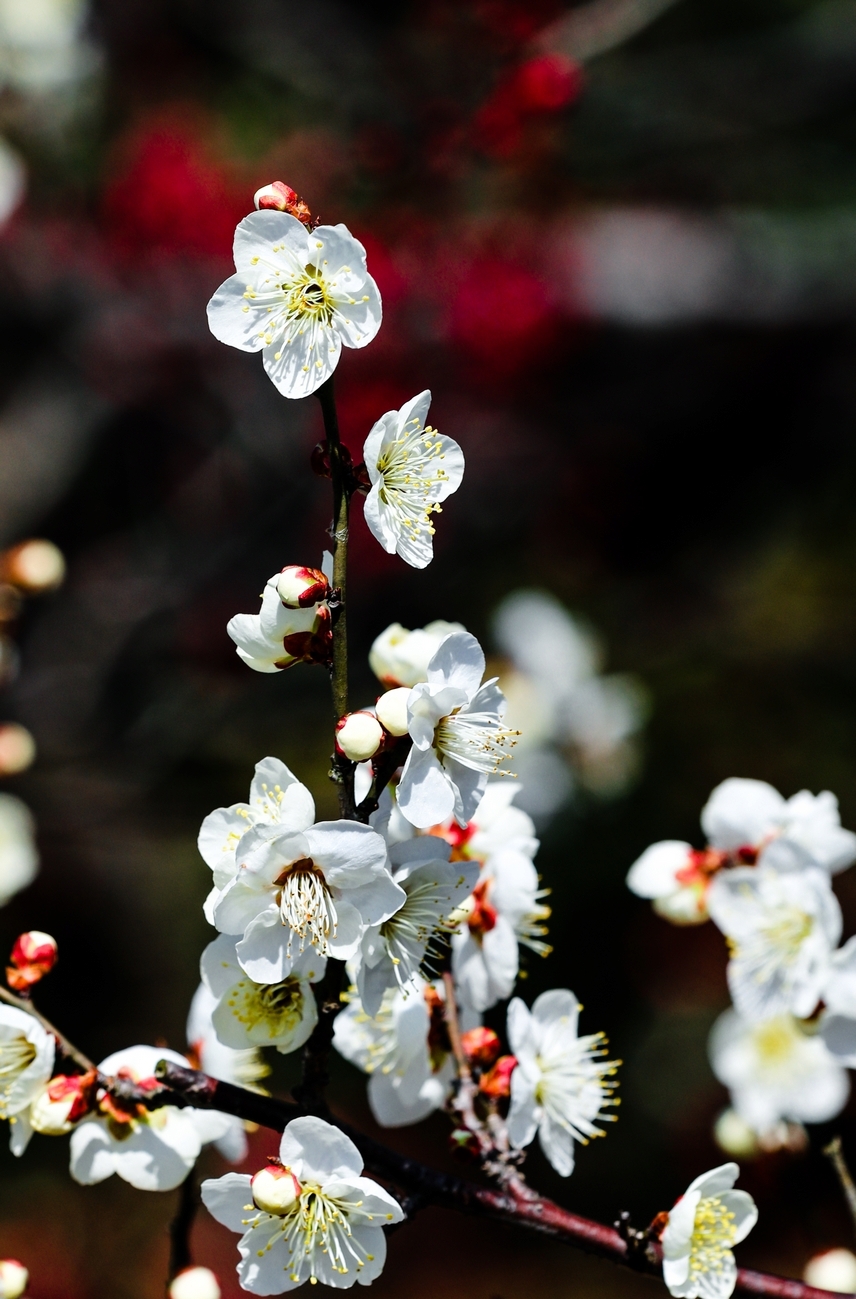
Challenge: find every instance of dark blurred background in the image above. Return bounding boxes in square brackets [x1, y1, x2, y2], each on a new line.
[2, 0, 856, 1292]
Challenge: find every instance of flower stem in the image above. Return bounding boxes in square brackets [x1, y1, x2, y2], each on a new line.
[315, 375, 356, 820]
[168, 1173, 199, 1281]
[823, 1136, 856, 1238]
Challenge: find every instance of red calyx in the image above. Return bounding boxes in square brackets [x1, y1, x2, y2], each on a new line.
[467, 879, 498, 936]
[7, 931, 57, 991]
[460, 1026, 502, 1069]
[479, 1054, 517, 1099]
[258, 181, 314, 227]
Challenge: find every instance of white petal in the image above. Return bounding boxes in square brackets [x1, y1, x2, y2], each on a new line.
[397, 745, 455, 828]
[201, 1172, 254, 1231]
[279, 1115, 363, 1182]
[426, 631, 485, 698]
[627, 841, 694, 898]
[206, 273, 266, 352]
[701, 778, 785, 850]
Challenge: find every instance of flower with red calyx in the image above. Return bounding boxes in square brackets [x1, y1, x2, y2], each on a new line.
[30, 1070, 97, 1135]
[460, 1026, 501, 1070]
[336, 712, 385, 763]
[627, 842, 724, 926]
[275, 565, 330, 610]
[479, 1054, 517, 1099]
[227, 569, 333, 673]
[254, 181, 314, 228]
[7, 930, 57, 993]
[0, 1259, 27, 1299]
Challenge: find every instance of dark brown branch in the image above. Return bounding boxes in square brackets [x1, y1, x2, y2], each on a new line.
[291, 958, 346, 1113]
[0, 984, 96, 1073]
[152, 1061, 845, 1299]
[168, 1174, 199, 1282]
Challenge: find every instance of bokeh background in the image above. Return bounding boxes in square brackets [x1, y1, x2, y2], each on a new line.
[3, 0, 856, 1293]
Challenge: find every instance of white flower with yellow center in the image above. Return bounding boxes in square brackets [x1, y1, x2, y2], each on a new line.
[706, 867, 841, 1021]
[362, 391, 464, 569]
[333, 977, 454, 1128]
[199, 757, 316, 924]
[227, 571, 332, 675]
[368, 620, 466, 688]
[0, 1004, 54, 1156]
[709, 1008, 848, 1135]
[397, 632, 518, 830]
[70, 1046, 232, 1192]
[200, 934, 324, 1057]
[661, 1163, 757, 1299]
[201, 1115, 404, 1291]
[207, 211, 382, 400]
[212, 820, 405, 985]
[702, 778, 856, 875]
[506, 989, 618, 1177]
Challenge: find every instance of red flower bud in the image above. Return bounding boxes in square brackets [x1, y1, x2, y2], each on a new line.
[275, 565, 330, 609]
[478, 1054, 517, 1099]
[460, 1026, 501, 1069]
[253, 181, 314, 227]
[7, 930, 57, 992]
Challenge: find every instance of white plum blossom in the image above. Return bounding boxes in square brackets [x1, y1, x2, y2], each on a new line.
[355, 837, 478, 1015]
[334, 978, 454, 1127]
[706, 867, 841, 1021]
[452, 848, 551, 1013]
[368, 620, 465, 688]
[187, 981, 272, 1164]
[397, 632, 517, 829]
[627, 841, 716, 925]
[207, 211, 382, 400]
[701, 778, 856, 875]
[362, 391, 464, 569]
[201, 1115, 404, 1290]
[70, 1046, 232, 1192]
[212, 820, 405, 984]
[506, 990, 618, 1177]
[460, 782, 539, 863]
[0, 792, 38, 906]
[199, 757, 316, 923]
[661, 1163, 757, 1299]
[0, 1004, 54, 1156]
[227, 573, 332, 674]
[200, 934, 324, 1054]
[709, 1008, 848, 1135]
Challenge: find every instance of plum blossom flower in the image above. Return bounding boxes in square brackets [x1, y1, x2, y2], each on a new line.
[368, 620, 465, 688]
[0, 1004, 54, 1156]
[362, 391, 464, 569]
[506, 989, 619, 1177]
[227, 572, 332, 674]
[70, 1046, 232, 1192]
[187, 980, 272, 1163]
[0, 793, 38, 907]
[706, 867, 841, 1021]
[661, 1163, 757, 1299]
[200, 934, 324, 1055]
[701, 778, 856, 875]
[201, 1115, 404, 1290]
[333, 978, 454, 1127]
[627, 841, 721, 926]
[207, 211, 382, 400]
[355, 837, 478, 1015]
[397, 632, 517, 829]
[213, 820, 405, 985]
[709, 1008, 848, 1136]
[199, 757, 316, 923]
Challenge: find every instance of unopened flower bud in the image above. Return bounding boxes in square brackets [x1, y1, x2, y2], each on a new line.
[335, 711, 384, 762]
[251, 1164, 302, 1215]
[169, 1266, 222, 1299]
[375, 687, 410, 737]
[0, 724, 35, 775]
[478, 1054, 517, 1099]
[30, 1071, 95, 1134]
[460, 1026, 501, 1069]
[253, 181, 313, 227]
[276, 566, 330, 609]
[712, 1108, 758, 1158]
[7, 930, 57, 992]
[0, 1260, 28, 1299]
[0, 540, 65, 593]
[804, 1250, 856, 1294]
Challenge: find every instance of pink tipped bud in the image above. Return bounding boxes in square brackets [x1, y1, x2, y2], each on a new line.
[335, 711, 384, 762]
[460, 1026, 501, 1069]
[251, 1164, 302, 1215]
[253, 182, 313, 227]
[0, 1260, 28, 1299]
[478, 1054, 517, 1099]
[375, 687, 410, 737]
[276, 565, 330, 609]
[7, 931, 57, 992]
[31, 1071, 96, 1134]
[0, 724, 36, 776]
[0, 539, 65, 593]
[169, 1267, 222, 1299]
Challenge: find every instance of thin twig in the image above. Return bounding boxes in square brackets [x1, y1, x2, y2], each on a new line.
[823, 1137, 856, 1238]
[168, 1174, 199, 1282]
[0, 984, 96, 1073]
[152, 1061, 844, 1299]
[292, 958, 345, 1114]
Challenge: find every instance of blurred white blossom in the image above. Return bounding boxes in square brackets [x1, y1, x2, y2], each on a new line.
[368, 619, 465, 688]
[0, 792, 37, 906]
[0, 1003, 54, 1156]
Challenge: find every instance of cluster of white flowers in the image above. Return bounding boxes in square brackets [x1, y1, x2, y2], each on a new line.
[628, 776, 856, 1154]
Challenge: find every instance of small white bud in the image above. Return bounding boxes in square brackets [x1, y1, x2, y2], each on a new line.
[0, 724, 36, 776]
[1, 539, 65, 592]
[336, 711, 384, 762]
[0, 1260, 28, 1299]
[713, 1108, 757, 1158]
[169, 1267, 221, 1299]
[251, 1165, 301, 1215]
[375, 687, 410, 737]
[804, 1250, 856, 1293]
[275, 565, 329, 609]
